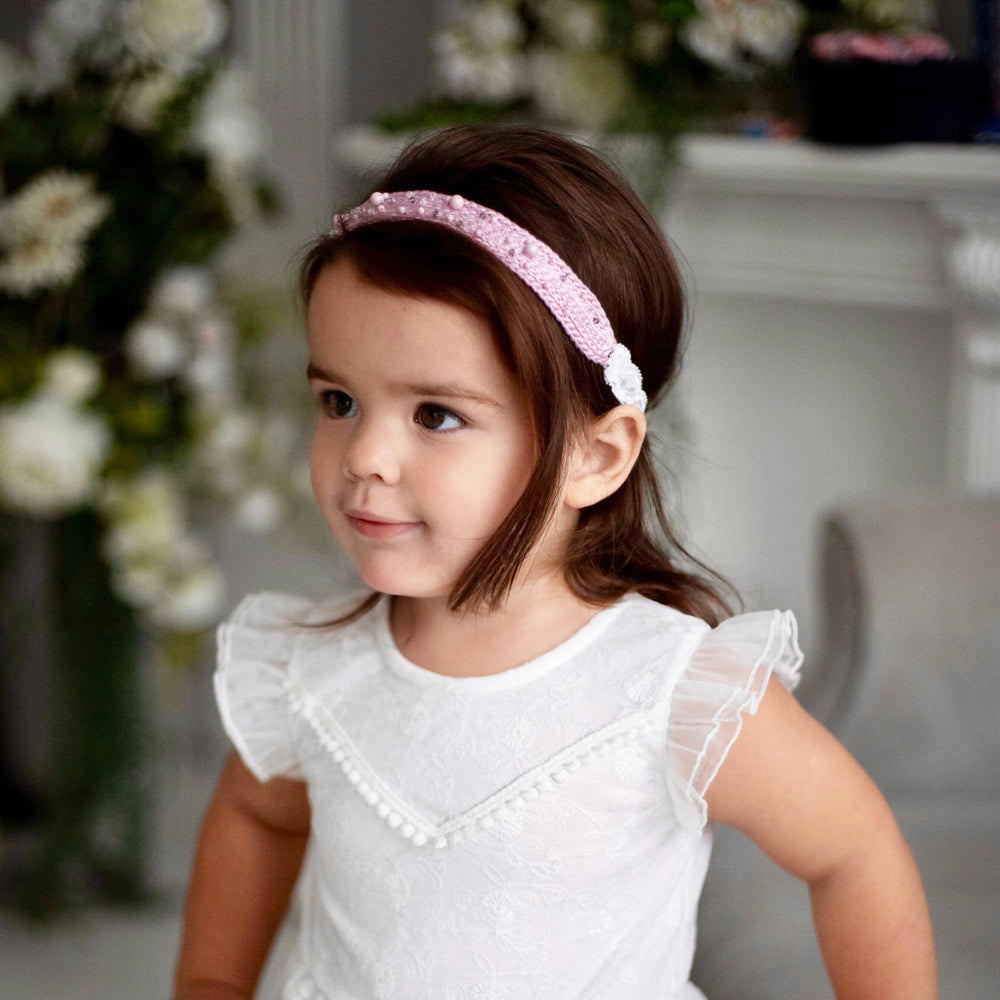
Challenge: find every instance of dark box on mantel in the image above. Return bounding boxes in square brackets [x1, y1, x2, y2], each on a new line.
[804, 58, 993, 144]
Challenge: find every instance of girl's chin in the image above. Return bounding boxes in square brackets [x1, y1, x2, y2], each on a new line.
[352, 564, 454, 602]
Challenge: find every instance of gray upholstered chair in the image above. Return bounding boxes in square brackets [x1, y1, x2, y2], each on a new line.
[693, 496, 1000, 999]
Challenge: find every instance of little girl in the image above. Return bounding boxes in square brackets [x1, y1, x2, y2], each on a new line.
[175, 126, 936, 1000]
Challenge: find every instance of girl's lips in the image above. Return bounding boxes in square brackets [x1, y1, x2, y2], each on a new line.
[346, 513, 419, 539]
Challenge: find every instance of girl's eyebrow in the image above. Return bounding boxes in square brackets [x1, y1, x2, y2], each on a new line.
[306, 363, 502, 409]
[403, 381, 503, 409]
[306, 362, 341, 383]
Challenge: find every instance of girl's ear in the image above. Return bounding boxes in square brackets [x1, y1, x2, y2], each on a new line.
[564, 405, 646, 510]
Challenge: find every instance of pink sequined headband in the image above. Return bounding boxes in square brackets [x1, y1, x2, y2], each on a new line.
[332, 190, 647, 411]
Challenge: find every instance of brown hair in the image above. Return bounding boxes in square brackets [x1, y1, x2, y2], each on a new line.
[300, 125, 732, 625]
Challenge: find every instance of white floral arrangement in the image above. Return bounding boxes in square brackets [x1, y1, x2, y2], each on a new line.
[0, 0, 305, 650]
[680, 0, 806, 76]
[411, 0, 809, 134]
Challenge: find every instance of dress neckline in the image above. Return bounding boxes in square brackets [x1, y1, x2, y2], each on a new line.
[373, 593, 635, 691]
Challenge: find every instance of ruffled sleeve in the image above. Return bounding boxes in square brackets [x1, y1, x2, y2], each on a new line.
[214, 592, 314, 783]
[666, 610, 803, 833]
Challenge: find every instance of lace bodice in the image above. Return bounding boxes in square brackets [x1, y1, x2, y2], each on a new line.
[215, 592, 802, 1000]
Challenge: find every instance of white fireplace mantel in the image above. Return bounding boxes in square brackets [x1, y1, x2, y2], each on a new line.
[664, 135, 1000, 492]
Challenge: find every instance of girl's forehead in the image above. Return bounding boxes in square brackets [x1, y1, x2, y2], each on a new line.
[309, 260, 487, 345]
[307, 260, 517, 393]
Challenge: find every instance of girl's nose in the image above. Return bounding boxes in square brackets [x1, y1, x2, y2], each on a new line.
[342, 421, 401, 485]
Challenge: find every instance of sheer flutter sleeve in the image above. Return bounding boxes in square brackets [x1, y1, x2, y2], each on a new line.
[214, 592, 314, 783]
[666, 610, 803, 832]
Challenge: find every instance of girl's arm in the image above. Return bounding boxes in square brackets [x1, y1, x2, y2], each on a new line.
[705, 680, 937, 1000]
[174, 751, 311, 1000]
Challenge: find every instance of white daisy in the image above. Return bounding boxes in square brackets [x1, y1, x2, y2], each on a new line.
[0, 234, 84, 296]
[0, 170, 111, 247]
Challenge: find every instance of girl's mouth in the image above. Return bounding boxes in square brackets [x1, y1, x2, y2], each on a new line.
[346, 512, 419, 539]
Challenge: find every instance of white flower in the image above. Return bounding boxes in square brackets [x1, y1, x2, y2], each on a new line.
[122, 0, 228, 68]
[234, 487, 285, 533]
[116, 68, 183, 132]
[37, 0, 114, 48]
[193, 409, 254, 491]
[149, 265, 215, 316]
[530, 49, 629, 129]
[0, 235, 84, 296]
[152, 564, 225, 630]
[471, 50, 527, 103]
[101, 470, 187, 563]
[737, 0, 805, 64]
[467, 2, 526, 49]
[433, 37, 481, 99]
[0, 396, 110, 516]
[433, 29, 529, 103]
[684, 0, 805, 71]
[29, 0, 115, 92]
[185, 347, 233, 400]
[41, 347, 103, 403]
[536, 0, 606, 52]
[0, 173, 108, 296]
[0, 171, 111, 247]
[201, 409, 255, 459]
[603, 344, 646, 410]
[192, 69, 266, 171]
[0, 42, 28, 114]
[124, 319, 188, 380]
[182, 315, 237, 401]
[680, 14, 739, 71]
[113, 558, 168, 607]
[100, 472, 224, 623]
[103, 486, 226, 625]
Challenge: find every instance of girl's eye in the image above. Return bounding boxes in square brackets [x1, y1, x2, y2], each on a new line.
[319, 390, 357, 418]
[415, 404, 464, 432]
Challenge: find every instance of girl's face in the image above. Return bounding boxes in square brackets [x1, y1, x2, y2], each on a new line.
[307, 259, 546, 604]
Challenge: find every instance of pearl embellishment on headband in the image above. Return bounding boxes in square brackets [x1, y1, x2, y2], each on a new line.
[331, 190, 647, 411]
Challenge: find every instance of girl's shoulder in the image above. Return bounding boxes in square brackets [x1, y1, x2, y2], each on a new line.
[213, 590, 376, 783]
[617, 593, 802, 689]
[216, 589, 376, 687]
[661, 601, 805, 831]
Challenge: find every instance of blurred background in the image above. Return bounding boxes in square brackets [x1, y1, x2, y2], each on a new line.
[0, 1, 997, 998]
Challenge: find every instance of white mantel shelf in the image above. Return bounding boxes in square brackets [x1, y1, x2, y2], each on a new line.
[674, 134, 1000, 201]
[666, 135, 1000, 313]
[666, 135, 1000, 493]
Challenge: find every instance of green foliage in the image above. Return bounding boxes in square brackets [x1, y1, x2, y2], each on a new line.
[0, 0, 283, 919]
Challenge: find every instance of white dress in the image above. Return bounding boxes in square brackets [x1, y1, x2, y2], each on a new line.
[215, 591, 802, 1000]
